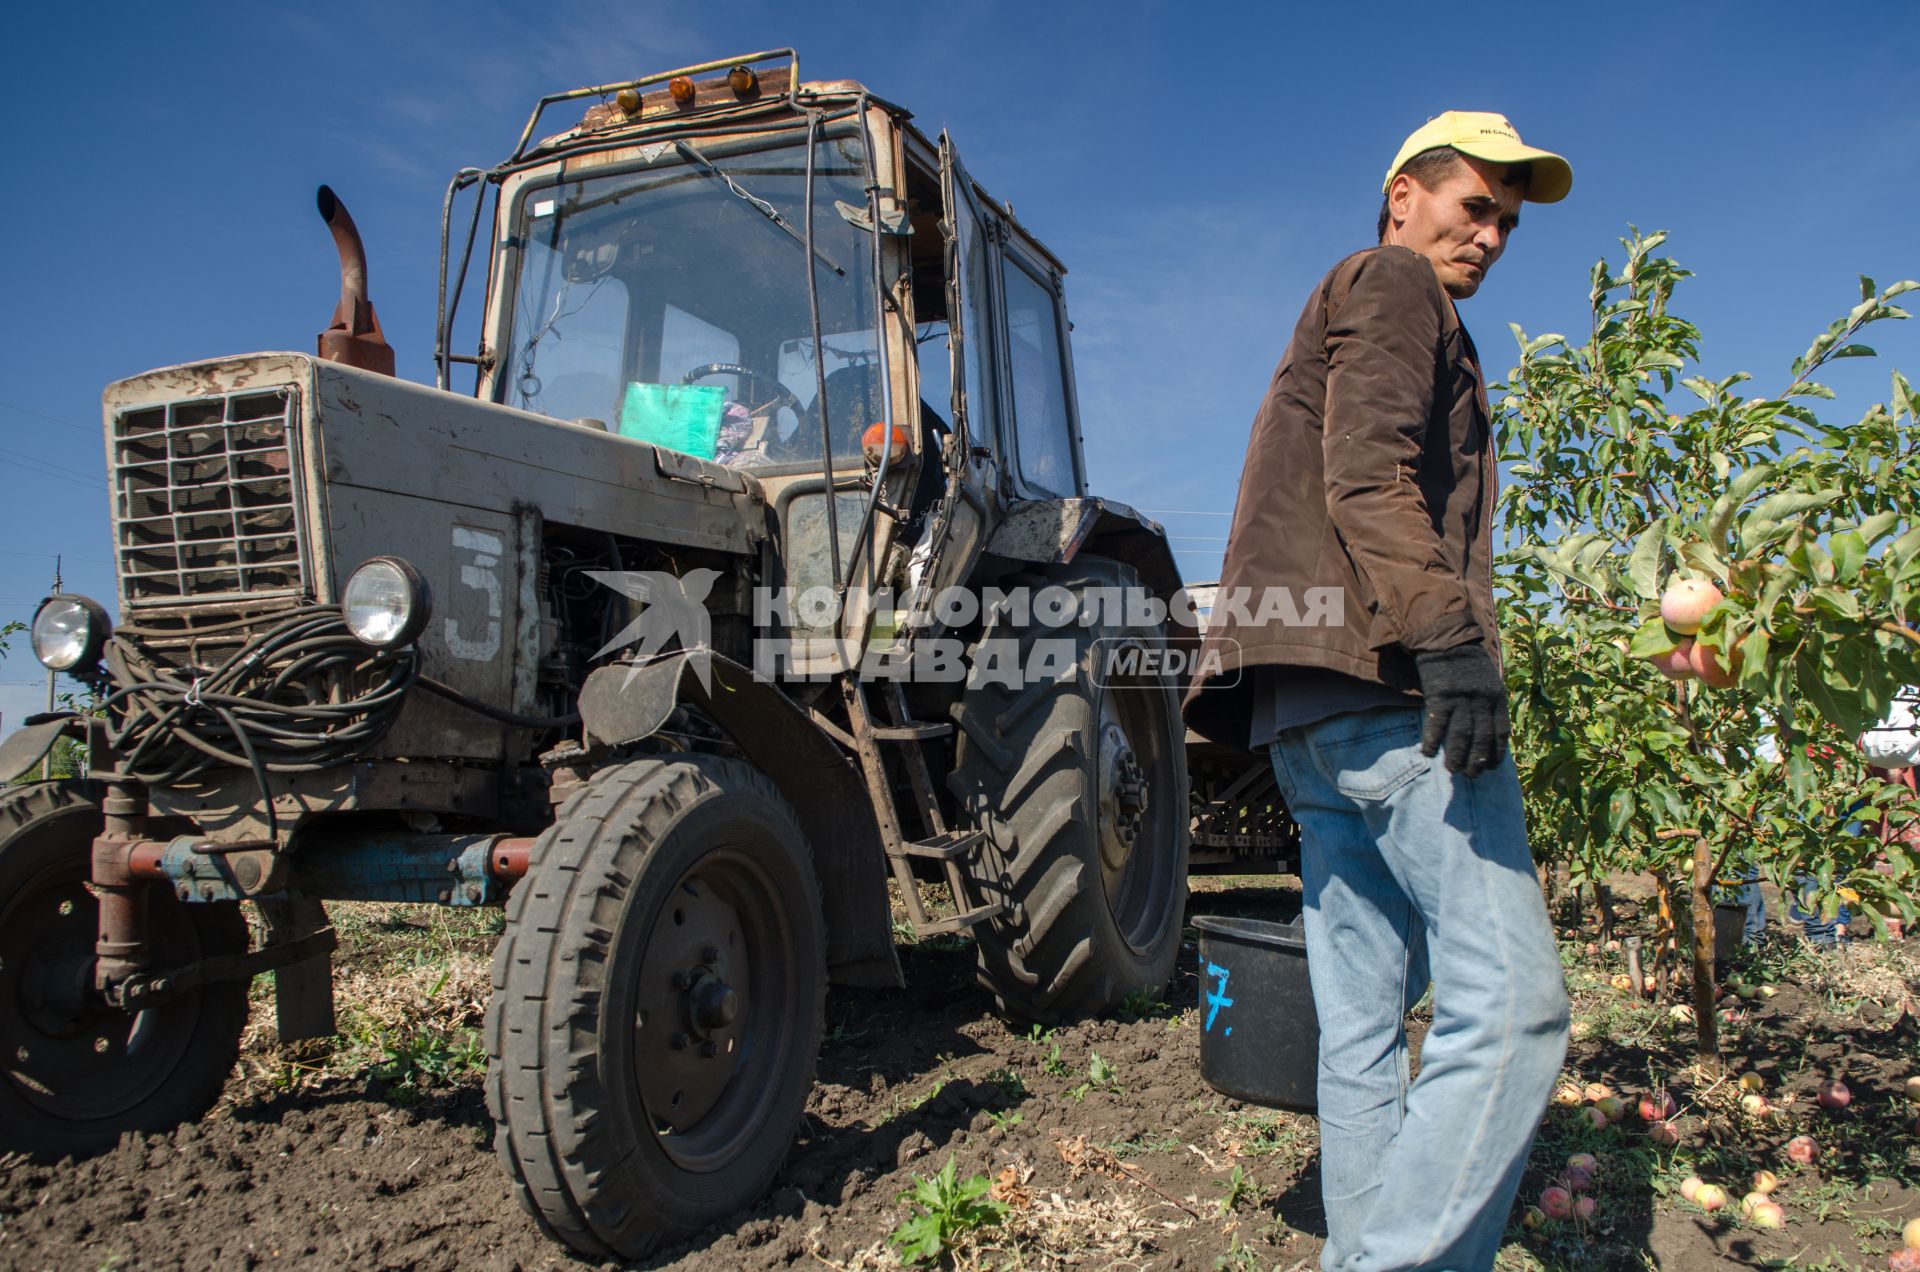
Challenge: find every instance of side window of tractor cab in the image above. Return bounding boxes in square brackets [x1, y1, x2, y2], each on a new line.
[998, 250, 1081, 498]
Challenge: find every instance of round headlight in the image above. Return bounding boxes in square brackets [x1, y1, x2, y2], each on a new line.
[342, 557, 431, 648]
[31, 594, 111, 672]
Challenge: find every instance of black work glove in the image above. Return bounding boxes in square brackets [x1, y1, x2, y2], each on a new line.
[1415, 645, 1511, 778]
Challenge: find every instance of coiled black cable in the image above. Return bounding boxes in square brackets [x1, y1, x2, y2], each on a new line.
[102, 606, 418, 835]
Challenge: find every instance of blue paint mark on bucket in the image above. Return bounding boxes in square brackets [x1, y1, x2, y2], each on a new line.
[1203, 961, 1234, 1034]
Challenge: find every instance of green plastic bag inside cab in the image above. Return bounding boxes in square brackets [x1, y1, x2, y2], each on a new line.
[617, 382, 726, 460]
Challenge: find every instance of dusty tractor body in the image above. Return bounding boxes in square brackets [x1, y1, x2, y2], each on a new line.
[0, 51, 1294, 1258]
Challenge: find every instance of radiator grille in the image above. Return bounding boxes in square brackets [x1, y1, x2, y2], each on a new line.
[112, 389, 309, 607]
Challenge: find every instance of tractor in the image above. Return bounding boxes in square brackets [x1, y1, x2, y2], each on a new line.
[0, 50, 1294, 1259]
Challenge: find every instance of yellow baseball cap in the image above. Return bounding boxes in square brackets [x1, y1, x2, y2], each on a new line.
[1383, 111, 1572, 203]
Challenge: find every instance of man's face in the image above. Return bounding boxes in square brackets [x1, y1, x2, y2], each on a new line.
[1385, 153, 1524, 299]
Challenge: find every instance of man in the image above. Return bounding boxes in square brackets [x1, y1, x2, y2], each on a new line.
[1184, 113, 1574, 1271]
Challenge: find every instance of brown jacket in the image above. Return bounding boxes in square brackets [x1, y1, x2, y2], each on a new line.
[1183, 245, 1499, 748]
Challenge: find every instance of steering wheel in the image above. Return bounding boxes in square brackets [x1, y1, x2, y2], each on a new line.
[680, 363, 802, 420]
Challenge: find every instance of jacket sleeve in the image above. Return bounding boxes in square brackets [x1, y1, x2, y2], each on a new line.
[1322, 247, 1480, 653]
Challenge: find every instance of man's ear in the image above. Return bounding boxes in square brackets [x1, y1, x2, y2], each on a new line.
[1385, 172, 1417, 240]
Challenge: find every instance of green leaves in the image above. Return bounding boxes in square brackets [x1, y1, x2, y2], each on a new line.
[1628, 518, 1668, 599]
[1628, 616, 1678, 658]
[890, 1156, 1008, 1265]
[1499, 232, 1920, 957]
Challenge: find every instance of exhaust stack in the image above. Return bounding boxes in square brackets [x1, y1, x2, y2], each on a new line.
[316, 185, 396, 376]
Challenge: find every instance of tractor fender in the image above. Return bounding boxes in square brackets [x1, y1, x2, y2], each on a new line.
[0, 713, 107, 786]
[984, 497, 1188, 613]
[577, 651, 901, 988]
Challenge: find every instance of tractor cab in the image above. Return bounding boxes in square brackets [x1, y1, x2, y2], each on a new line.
[449, 49, 1088, 650]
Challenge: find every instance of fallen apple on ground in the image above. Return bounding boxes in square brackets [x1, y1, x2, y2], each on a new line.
[1695, 1183, 1728, 1211]
[1751, 1169, 1779, 1195]
[1640, 1091, 1678, 1121]
[1648, 1119, 1680, 1146]
[1574, 1195, 1597, 1221]
[1738, 1072, 1766, 1093]
[1566, 1153, 1598, 1173]
[1906, 1075, 1920, 1106]
[1749, 1199, 1786, 1229]
[1818, 1079, 1851, 1110]
[1584, 1082, 1614, 1102]
[1540, 1186, 1573, 1220]
[1560, 1165, 1594, 1193]
[1553, 1084, 1583, 1107]
[1906, 1216, 1920, 1249]
[1679, 1176, 1704, 1202]
[1741, 1093, 1772, 1117]
[1786, 1135, 1819, 1165]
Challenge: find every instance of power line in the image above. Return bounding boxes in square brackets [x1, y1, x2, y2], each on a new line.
[0, 457, 107, 492]
[0, 445, 105, 485]
[0, 399, 95, 435]
[0, 550, 112, 564]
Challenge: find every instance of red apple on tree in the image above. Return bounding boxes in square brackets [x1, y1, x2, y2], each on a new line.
[1687, 639, 1742, 688]
[1661, 578, 1724, 635]
[1651, 640, 1697, 681]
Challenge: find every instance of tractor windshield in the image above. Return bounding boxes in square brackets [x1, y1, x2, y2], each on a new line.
[501, 133, 882, 469]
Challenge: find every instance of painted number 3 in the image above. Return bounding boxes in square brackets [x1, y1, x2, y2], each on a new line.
[446, 526, 504, 661]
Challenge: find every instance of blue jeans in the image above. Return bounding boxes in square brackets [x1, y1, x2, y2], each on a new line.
[1736, 868, 1767, 945]
[1269, 706, 1569, 1272]
[1786, 874, 1850, 945]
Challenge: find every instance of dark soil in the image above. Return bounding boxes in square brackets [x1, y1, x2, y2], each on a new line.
[2, 878, 1916, 1271]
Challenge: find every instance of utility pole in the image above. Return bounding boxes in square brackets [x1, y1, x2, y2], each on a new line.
[41, 555, 60, 780]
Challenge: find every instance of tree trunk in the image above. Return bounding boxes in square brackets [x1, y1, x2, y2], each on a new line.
[1652, 873, 1674, 996]
[1690, 839, 1720, 1068]
[1594, 881, 1617, 945]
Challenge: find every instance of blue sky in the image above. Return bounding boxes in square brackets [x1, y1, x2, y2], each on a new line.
[2, 0, 1915, 727]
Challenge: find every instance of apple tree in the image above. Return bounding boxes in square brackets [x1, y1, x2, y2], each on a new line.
[1495, 229, 1919, 1063]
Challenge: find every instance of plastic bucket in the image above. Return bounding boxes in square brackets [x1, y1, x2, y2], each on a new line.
[1192, 914, 1318, 1111]
[1712, 903, 1747, 968]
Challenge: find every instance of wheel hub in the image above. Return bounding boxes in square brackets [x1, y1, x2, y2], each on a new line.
[634, 877, 752, 1134]
[1097, 719, 1149, 876]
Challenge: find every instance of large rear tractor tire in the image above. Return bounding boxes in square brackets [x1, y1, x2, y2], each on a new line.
[0, 780, 250, 1159]
[950, 557, 1189, 1024]
[486, 754, 826, 1261]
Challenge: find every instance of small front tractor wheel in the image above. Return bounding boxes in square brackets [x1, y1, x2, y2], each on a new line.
[951, 557, 1190, 1024]
[0, 780, 250, 1159]
[486, 754, 826, 1261]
